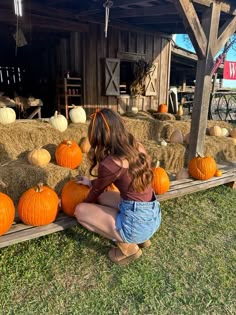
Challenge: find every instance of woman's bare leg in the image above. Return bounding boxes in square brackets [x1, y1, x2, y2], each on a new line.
[97, 191, 120, 209]
[74, 202, 123, 242]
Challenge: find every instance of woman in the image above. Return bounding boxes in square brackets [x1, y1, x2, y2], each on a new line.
[74, 108, 161, 265]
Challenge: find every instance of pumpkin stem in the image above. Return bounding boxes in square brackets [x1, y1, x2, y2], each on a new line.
[0, 179, 6, 188]
[67, 140, 72, 146]
[54, 111, 58, 118]
[196, 152, 204, 158]
[155, 160, 160, 168]
[35, 183, 44, 192]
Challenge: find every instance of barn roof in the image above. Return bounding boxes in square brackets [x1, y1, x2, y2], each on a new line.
[1, 0, 236, 34]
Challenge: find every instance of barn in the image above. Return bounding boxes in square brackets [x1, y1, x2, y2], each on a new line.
[0, 1, 235, 247]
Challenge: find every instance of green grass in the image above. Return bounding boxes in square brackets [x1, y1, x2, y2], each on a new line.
[0, 186, 236, 315]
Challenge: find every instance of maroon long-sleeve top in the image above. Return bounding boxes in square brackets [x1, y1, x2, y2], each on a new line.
[84, 155, 153, 203]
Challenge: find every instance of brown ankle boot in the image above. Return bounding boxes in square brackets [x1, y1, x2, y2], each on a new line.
[138, 240, 151, 248]
[108, 242, 142, 265]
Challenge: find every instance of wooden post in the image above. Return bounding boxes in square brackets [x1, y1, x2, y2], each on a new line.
[175, 0, 236, 160]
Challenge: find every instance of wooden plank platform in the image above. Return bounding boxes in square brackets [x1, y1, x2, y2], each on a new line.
[0, 164, 235, 249]
[0, 213, 78, 249]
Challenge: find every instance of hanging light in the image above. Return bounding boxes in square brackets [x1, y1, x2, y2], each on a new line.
[103, 0, 113, 38]
[14, 0, 23, 17]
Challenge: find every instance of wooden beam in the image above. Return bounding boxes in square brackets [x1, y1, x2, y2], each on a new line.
[1, 1, 81, 22]
[131, 16, 181, 25]
[201, 4, 220, 53]
[76, 0, 153, 17]
[47, 0, 73, 5]
[0, 8, 89, 32]
[192, 0, 236, 15]
[110, 0, 149, 6]
[110, 5, 175, 18]
[174, 0, 207, 59]
[172, 46, 198, 61]
[215, 15, 236, 54]
[77, 15, 172, 38]
[188, 2, 221, 160]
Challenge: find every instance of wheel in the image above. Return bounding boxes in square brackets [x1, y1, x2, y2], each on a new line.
[209, 94, 227, 120]
[209, 94, 219, 120]
[227, 95, 236, 121]
[217, 94, 229, 121]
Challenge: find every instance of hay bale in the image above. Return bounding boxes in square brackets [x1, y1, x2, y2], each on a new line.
[123, 116, 163, 142]
[0, 154, 91, 206]
[152, 113, 176, 121]
[161, 120, 233, 141]
[0, 117, 235, 211]
[0, 120, 89, 163]
[204, 135, 236, 163]
[142, 140, 186, 173]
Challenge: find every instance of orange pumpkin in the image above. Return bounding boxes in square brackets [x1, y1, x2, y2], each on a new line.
[61, 180, 90, 216]
[105, 183, 119, 192]
[214, 169, 222, 177]
[18, 183, 59, 226]
[151, 163, 170, 194]
[157, 104, 168, 113]
[188, 156, 217, 180]
[55, 140, 82, 169]
[0, 192, 15, 236]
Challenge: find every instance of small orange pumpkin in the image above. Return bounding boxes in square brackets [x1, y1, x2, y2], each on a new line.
[214, 169, 222, 177]
[157, 104, 168, 113]
[188, 155, 217, 180]
[151, 162, 170, 194]
[55, 140, 82, 169]
[0, 192, 15, 236]
[18, 183, 59, 226]
[105, 183, 119, 192]
[61, 180, 90, 216]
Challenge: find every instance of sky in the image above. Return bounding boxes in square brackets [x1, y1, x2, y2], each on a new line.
[175, 34, 236, 88]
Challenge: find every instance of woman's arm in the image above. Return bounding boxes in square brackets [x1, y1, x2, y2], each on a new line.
[80, 162, 119, 203]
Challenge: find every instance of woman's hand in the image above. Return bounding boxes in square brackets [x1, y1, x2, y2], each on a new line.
[75, 176, 92, 187]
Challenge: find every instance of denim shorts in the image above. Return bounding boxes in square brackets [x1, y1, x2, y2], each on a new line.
[115, 195, 161, 244]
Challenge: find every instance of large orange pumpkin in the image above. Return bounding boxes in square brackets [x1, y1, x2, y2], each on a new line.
[61, 180, 90, 216]
[188, 156, 217, 180]
[151, 163, 170, 194]
[55, 140, 82, 169]
[18, 183, 59, 226]
[157, 104, 168, 113]
[0, 192, 15, 236]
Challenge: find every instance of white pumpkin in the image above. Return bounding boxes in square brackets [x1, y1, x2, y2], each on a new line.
[131, 106, 139, 114]
[209, 125, 222, 137]
[0, 106, 16, 124]
[176, 168, 190, 180]
[27, 148, 51, 167]
[69, 105, 86, 123]
[49, 111, 68, 132]
[221, 127, 229, 137]
[170, 128, 183, 144]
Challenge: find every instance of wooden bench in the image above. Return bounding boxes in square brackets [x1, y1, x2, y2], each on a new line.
[0, 164, 235, 249]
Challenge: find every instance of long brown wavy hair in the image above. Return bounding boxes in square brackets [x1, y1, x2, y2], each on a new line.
[87, 108, 153, 192]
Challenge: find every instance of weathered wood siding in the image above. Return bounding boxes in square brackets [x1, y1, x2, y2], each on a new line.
[56, 24, 172, 114]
